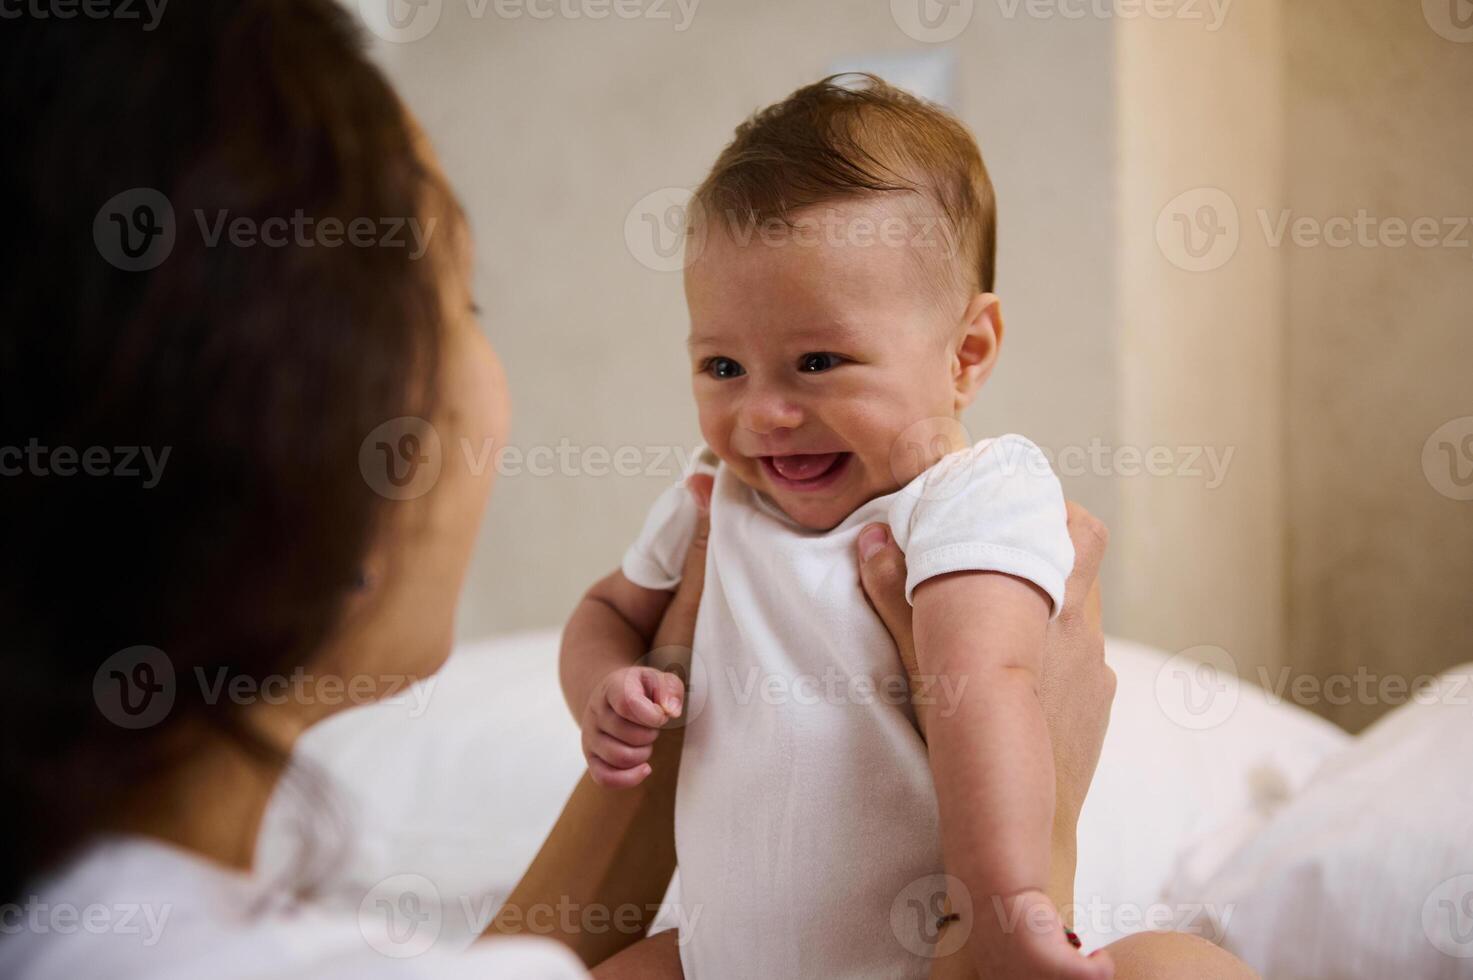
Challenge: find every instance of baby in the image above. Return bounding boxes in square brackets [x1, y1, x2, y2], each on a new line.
[560, 75, 1099, 979]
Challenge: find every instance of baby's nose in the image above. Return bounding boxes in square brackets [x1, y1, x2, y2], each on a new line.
[738, 388, 804, 435]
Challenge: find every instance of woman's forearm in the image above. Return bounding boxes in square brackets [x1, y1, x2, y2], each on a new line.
[485, 723, 684, 967]
[500, 589, 690, 966]
[496, 496, 707, 967]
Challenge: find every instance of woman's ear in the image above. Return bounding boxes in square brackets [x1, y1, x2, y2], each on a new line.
[952, 293, 1004, 412]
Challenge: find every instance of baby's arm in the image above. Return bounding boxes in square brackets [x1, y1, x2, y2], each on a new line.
[560, 569, 675, 719]
[913, 570, 1092, 978]
[561, 570, 686, 788]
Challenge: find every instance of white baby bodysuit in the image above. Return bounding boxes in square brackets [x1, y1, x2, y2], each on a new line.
[621, 434, 1073, 980]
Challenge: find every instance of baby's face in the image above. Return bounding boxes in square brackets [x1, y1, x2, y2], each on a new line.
[685, 198, 968, 531]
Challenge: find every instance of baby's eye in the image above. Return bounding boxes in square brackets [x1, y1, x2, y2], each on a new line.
[704, 356, 746, 380]
[799, 352, 844, 373]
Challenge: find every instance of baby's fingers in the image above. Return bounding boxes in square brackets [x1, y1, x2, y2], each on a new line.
[593, 704, 661, 746]
[1044, 938, 1113, 980]
[649, 668, 684, 719]
[1057, 949, 1113, 980]
[585, 729, 654, 771]
[1082, 949, 1114, 980]
[587, 755, 651, 789]
[610, 666, 676, 727]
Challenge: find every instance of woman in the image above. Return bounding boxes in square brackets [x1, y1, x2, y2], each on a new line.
[0, 2, 1254, 977]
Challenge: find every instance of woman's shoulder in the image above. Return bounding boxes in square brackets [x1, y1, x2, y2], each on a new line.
[0, 836, 587, 980]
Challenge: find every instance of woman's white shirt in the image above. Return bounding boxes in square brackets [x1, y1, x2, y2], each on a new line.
[0, 836, 587, 980]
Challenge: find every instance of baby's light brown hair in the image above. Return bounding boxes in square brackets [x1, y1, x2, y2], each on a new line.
[692, 73, 997, 302]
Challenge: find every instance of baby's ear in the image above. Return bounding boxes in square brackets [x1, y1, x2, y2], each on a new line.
[952, 293, 1003, 411]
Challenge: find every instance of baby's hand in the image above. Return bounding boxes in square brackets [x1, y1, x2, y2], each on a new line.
[581, 665, 684, 788]
[973, 890, 1113, 980]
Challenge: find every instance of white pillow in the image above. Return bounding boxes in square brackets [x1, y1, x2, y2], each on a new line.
[257, 631, 585, 948]
[1165, 663, 1473, 978]
[1073, 639, 1349, 947]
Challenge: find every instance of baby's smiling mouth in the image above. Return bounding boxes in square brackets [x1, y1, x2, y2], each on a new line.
[759, 451, 852, 492]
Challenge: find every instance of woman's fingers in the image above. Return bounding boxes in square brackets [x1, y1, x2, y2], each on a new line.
[1052, 503, 1108, 671]
[685, 472, 714, 513]
[1061, 501, 1109, 612]
[1040, 501, 1115, 851]
[1082, 579, 1103, 634]
[856, 522, 920, 689]
[648, 474, 712, 652]
[856, 523, 962, 742]
[680, 474, 712, 598]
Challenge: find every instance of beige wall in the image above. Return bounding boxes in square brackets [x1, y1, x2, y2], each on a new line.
[1113, 0, 1473, 729]
[1282, 0, 1473, 730]
[1114, 2, 1287, 683]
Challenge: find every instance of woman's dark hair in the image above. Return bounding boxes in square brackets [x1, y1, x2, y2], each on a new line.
[0, 0, 455, 900]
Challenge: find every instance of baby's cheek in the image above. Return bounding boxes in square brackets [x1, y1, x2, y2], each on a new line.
[695, 407, 746, 468]
[702, 435, 740, 473]
[692, 410, 727, 457]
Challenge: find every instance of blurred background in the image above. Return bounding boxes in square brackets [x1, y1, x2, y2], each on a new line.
[356, 0, 1471, 732]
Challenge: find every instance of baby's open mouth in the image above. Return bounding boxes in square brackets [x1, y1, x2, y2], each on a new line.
[760, 451, 851, 492]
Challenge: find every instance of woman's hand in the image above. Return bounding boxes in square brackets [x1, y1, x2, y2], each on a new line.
[1036, 504, 1115, 836]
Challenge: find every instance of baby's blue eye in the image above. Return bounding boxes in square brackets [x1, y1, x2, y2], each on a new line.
[706, 357, 745, 380]
[799, 352, 843, 373]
